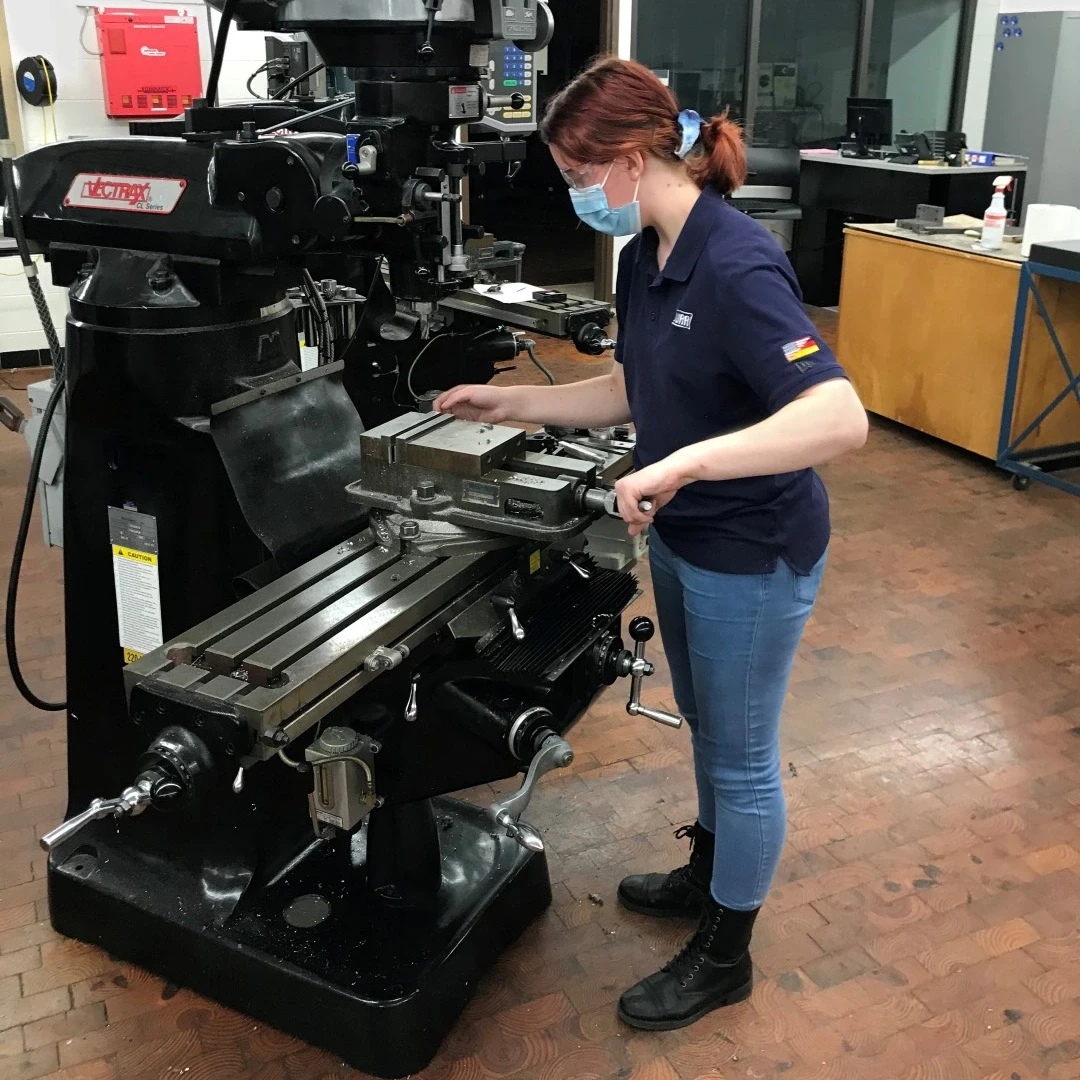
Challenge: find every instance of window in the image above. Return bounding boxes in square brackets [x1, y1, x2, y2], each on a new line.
[633, 0, 749, 122]
[868, 0, 963, 136]
[631, 0, 974, 150]
[756, 0, 862, 147]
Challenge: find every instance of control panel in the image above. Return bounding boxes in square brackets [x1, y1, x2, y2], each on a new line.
[474, 41, 536, 135]
[94, 8, 203, 119]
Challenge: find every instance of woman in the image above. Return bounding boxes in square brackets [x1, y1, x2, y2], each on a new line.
[435, 58, 868, 1031]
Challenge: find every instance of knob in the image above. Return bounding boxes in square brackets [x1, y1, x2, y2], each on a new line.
[629, 617, 655, 643]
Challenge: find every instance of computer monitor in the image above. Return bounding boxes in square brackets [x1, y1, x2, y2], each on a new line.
[847, 98, 893, 156]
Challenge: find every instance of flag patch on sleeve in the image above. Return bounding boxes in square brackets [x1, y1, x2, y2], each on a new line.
[783, 337, 820, 363]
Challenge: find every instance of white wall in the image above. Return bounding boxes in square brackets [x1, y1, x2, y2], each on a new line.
[962, 0, 1080, 152]
[608, 0, 634, 297]
[2, 0, 284, 359]
[1000, 0, 1080, 9]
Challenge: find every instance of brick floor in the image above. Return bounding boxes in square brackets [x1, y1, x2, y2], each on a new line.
[3, 310, 1080, 1079]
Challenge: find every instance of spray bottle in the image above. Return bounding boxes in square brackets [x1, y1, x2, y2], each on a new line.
[980, 175, 1014, 251]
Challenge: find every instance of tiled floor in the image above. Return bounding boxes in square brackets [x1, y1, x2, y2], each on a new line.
[3, 314, 1080, 1080]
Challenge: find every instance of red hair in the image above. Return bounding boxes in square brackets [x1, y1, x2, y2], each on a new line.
[539, 57, 747, 196]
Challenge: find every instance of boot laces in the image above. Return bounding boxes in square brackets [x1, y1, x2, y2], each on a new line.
[662, 908, 722, 987]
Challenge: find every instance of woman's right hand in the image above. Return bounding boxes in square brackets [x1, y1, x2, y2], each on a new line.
[433, 384, 517, 424]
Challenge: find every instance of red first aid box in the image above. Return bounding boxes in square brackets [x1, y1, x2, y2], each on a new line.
[95, 8, 203, 119]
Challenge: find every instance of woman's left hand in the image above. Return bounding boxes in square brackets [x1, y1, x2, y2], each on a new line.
[614, 454, 691, 537]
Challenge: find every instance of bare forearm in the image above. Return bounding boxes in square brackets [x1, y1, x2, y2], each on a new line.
[678, 382, 868, 483]
[506, 370, 632, 429]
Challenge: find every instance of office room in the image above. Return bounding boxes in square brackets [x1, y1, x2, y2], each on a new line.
[1, 0, 1080, 1078]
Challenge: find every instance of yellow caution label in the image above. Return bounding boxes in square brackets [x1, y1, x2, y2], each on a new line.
[529, 550, 542, 575]
[112, 545, 158, 566]
[123, 648, 143, 664]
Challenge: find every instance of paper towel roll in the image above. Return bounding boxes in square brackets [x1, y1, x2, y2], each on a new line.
[1023, 204, 1080, 257]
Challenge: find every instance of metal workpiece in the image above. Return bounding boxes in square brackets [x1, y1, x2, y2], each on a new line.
[123, 536, 519, 749]
[439, 289, 613, 340]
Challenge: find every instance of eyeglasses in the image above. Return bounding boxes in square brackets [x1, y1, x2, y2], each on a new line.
[558, 162, 606, 190]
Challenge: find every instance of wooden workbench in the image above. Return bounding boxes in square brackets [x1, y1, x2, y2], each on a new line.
[837, 223, 1080, 460]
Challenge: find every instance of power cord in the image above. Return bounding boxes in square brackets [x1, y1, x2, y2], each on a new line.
[520, 338, 555, 385]
[271, 63, 326, 100]
[3, 157, 67, 712]
[5, 376, 66, 712]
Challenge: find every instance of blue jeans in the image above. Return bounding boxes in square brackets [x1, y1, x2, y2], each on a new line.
[649, 531, 826, 911]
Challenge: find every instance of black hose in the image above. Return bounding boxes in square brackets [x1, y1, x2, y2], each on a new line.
[271, 63, 325, 100]
[2, 159, 62, 378]
[302, 269, 335, 366]
[2, 156, 67, 712]
[5, 377, 66, 712]
[204, 0, 240, 107]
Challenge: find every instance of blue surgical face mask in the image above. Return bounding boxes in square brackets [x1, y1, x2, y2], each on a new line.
[569, 163, 642, 237]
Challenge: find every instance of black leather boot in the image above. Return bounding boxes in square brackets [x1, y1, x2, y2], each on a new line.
[617, 822, 714, 918]
[617, 895, 758, 1031]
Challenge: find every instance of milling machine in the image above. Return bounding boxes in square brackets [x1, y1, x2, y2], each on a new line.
[1, 2, 681, 1075]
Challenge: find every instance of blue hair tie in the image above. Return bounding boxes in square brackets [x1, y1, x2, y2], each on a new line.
[676, 109, 702, 159]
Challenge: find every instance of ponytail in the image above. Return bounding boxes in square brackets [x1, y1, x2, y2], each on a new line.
[540, 57, 748, 196]
[686, 111, 748, 196]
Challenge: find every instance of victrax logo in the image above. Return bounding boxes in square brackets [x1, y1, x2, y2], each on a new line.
[64, 173, 187, 215]
[82, 177, 153, 205]
[140, 45, 166, 57]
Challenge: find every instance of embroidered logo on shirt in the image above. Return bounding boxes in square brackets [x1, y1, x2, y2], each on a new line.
[783, 337, 820, 363]
[672, 310, 694, 330]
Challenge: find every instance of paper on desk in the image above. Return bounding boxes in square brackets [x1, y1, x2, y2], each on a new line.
[944, 214, 983, 228]
[471, 283, 542, 304]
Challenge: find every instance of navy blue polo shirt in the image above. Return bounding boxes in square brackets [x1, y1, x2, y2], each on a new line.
[614, 187, 848, 576]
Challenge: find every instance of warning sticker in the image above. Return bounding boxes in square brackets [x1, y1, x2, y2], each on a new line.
[108, 507, 163, 662]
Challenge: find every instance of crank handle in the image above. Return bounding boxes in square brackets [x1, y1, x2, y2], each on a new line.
[627, 702, 684, 729]
[489, 733, 574, 851]
[40, 782, 152, 852]
[494, 811, 544, 853]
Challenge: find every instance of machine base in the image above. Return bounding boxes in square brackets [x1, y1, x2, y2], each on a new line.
[47, 797, 550, 1078]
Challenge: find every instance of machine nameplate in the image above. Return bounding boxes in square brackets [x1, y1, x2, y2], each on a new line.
[108, 507, 163, 662]
[64, 173, 187, 215]
[462, 480, 500, 507]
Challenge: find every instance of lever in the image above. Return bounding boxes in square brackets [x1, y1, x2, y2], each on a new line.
[40, 781, 153, 852]
[622, 618, 683, 729]
[492, 596, 525, 641]
[490, 733, 574, 853]
[232, 766, 245, 794]
[405, 673, 420, 722]
[565, 554, 591, 580]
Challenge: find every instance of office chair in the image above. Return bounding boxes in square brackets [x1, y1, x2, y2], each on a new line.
[729, 146, 803, 253]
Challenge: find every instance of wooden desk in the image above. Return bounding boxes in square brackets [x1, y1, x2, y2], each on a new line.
[796, 155, 1028, 307]
[837, 223, 1080, 460]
